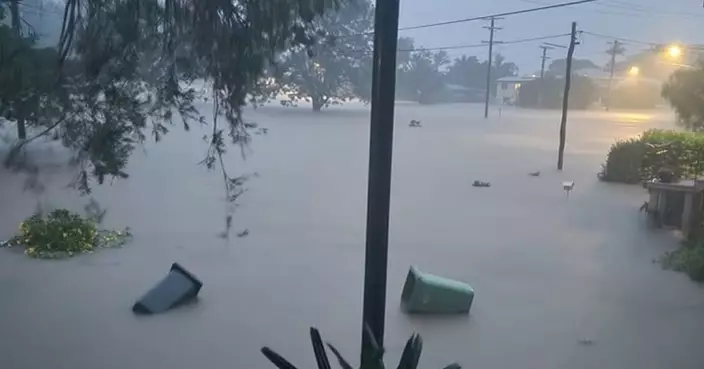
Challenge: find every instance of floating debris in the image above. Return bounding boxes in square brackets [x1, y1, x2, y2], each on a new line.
[472, 180, 491, 188]
[236, 229, 250, 238]
[409, 119, 422, 127]
[529, 171, 540, 177]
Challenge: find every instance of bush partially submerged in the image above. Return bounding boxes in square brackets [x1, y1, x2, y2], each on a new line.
[600, 129, 704, 184]
[661, 242, 704, 282]
[600, 138, 645, 184]
[1, 209, 131, 258]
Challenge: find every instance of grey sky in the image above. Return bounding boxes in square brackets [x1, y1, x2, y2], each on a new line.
[399, 0, 704, 74]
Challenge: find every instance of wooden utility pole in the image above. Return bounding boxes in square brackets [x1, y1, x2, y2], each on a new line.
[10, 0, 27, 140]
[483, 17, 502, 119]
[539, 45, 552, 79]
[557, 22, 577, 171]
[361, 0, 400, 363]
[605, 40, 621, 111]
[538, 45, 553, 108]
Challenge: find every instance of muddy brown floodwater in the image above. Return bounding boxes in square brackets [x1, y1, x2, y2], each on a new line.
[1, 103, 703, 369]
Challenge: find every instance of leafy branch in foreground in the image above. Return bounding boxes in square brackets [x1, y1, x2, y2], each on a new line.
[1, 0, 344, 236]
[261, 325, 461, 369]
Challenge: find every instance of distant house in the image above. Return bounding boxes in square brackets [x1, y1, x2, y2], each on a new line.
[495, 76, 537, 105]
[445, 84, 485, 103]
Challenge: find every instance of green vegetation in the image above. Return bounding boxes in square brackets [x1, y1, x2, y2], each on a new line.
[1, 0, 342, 187]
[0, 0, 341, 236]
[663, 63, 704, 131]
[262, 325, 460, 369]
[661, 240, 704, 282]
[600, 129, 704, 184]
[599, 138, 645, 184]
[600, 129, 704, 281]
[1, 209, 131, 259]
[269, 0, 375, 111]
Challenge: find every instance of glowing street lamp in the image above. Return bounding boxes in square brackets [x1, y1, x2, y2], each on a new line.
[667, 44, 683, 59]
[628, 65, 640, 76]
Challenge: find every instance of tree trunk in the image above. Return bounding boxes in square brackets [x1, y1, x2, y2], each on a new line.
[312, 96, 324, 112]
[10, 0, 26, 139]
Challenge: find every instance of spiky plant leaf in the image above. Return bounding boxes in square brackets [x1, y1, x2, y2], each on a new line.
[261, 347, 300, 369]
[441, 363, 461, 369]
[397, 334, 422, 369]
[310, 327, 332, 369]
[326, 343, 354, 369]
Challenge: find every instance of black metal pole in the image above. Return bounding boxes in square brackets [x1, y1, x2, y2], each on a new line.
[483, 17, 496, 119]
[361, 0, 400, 365]
[557, 22, 577, 171]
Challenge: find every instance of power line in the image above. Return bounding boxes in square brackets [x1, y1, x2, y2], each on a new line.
[601, 0, 704, 18]
[580, 31, 658, 46]
[520, 0, 704, 19]
[402, 33, 570, 52]
[397, 0, 599, 32]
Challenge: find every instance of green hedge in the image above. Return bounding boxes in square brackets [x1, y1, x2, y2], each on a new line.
[601, 129, 704, 184]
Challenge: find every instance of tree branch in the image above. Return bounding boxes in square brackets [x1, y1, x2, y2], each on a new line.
[4, 115, 67, 167]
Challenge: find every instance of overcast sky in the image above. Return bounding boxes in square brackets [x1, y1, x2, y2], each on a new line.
[398, 0, 704, 74]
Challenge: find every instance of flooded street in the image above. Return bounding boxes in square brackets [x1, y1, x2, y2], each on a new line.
[2, 103, 704, 369]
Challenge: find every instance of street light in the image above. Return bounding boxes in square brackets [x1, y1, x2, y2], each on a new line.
[628, 65, 640, 76]
[667, 44, 683, 59]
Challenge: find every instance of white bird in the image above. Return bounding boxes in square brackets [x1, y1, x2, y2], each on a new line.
[562, 181, 575, 198]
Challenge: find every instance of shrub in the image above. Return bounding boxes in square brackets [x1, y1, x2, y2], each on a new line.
[1, 209, 131, 258]
[601, 129, 704, 184]
[600, 138, 645, 184]
[661, 242, 704, 282]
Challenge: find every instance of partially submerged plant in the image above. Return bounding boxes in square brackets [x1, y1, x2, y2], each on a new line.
[261, 325, 461, 369]
[1, 208, 131, 258]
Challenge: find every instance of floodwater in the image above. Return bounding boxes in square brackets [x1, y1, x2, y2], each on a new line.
[1, 103, 703, 369]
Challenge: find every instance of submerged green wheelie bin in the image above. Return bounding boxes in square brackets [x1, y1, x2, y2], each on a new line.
[400, 266, 474, 314]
